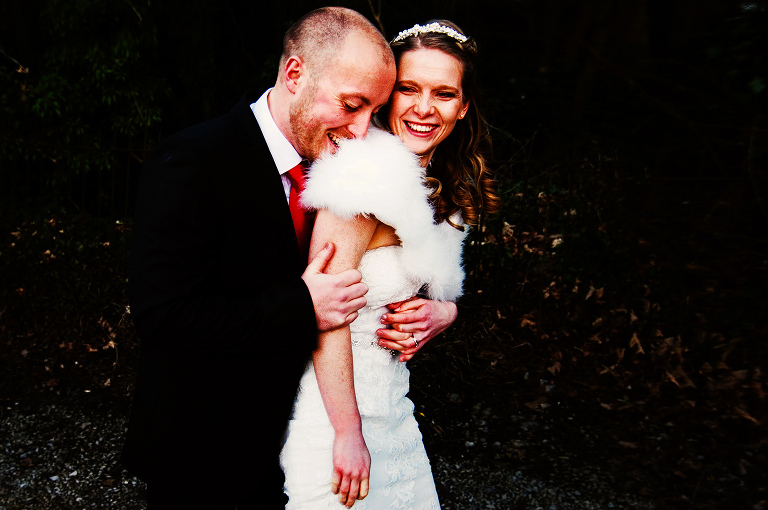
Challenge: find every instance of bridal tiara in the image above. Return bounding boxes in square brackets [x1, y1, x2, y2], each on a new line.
[390, 22, 468, 44]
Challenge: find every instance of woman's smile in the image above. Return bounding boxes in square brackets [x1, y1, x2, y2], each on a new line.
[403, 120, 438, 134]
[388, 47, 470, 166]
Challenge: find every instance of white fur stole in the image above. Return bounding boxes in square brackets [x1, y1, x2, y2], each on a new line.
[301, 127, 467, 302]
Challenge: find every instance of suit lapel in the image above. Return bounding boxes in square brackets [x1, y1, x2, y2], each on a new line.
[216, 94, 305, 275]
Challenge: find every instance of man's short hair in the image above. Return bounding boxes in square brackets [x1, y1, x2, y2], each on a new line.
[280, 7, 391, 80]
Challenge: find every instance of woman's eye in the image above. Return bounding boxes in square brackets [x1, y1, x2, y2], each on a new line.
[437, 91, 457, 99]
[343, 102, 361, 112]
[397, 85, 416, 93]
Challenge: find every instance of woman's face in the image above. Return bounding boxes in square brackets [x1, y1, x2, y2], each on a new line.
[388, 47, 470, 166]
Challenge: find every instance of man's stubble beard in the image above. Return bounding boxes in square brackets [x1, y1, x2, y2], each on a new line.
[289, 79, 322, 162]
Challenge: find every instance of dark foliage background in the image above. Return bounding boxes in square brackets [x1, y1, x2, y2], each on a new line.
[1, 0, 766, 508]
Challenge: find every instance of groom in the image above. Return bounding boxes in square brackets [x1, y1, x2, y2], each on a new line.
[123, 6, 455, 509]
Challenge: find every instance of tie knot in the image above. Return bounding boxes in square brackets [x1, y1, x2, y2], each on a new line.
[287, 162, 307, 190]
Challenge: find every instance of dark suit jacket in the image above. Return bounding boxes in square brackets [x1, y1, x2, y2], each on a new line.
[122, 92, 317, 496]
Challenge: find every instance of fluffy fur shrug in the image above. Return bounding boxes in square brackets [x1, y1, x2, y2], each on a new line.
[300, 127, 467, 302]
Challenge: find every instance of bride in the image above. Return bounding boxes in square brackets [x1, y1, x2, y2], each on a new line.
[280, 20, 499, 509]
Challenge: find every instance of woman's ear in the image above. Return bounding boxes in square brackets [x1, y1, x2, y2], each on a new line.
[458, 100, 470, 120]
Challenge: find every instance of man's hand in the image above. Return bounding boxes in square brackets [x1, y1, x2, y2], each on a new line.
[331, 428, 370, 508]
[302, 242, 368, 332]
[377, 298, 458, 362]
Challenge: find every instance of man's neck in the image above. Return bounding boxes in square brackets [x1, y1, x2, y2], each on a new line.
[266, 85, 294, 150]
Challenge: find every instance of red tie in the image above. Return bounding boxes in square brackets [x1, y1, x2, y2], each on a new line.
[286, 162, 314, 260]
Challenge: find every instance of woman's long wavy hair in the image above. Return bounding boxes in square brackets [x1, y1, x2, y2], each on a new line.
[383, 20, 500, 228]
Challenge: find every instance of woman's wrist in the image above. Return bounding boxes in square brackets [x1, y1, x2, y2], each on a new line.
[330, 412, 363, 436]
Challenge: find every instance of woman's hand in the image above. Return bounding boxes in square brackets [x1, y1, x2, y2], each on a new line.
[331, 428, 371, 507]
[377, 298, 458, 362]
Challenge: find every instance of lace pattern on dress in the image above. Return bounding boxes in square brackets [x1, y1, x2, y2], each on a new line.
[281, 247, 441, 509]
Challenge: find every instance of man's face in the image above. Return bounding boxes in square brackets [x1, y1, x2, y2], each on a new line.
[289, 32, 395, 162]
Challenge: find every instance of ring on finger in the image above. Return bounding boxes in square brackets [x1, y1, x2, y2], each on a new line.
[413, 337, 419, 349]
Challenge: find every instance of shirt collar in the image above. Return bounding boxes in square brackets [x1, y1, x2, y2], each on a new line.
[250, 88, 302, 176]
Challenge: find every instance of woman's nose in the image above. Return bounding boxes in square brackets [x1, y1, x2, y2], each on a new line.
[413, 94, 433, 116]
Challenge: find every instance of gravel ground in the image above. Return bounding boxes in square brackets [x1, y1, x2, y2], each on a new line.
[0, 393, 656, 510]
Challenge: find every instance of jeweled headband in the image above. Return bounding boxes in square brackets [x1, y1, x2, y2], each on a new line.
[390, 22, 468, 44]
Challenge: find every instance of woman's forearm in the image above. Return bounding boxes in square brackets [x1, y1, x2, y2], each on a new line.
[308, 209, 378, 504]
[314, 324, 371, 506]
[313, 326, 361, 434]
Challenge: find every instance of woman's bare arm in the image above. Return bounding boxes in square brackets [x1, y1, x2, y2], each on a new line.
[309, 209, 378, 508]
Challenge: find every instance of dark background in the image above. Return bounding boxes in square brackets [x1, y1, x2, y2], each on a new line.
[2, 0, 765, 220]
[1, 1, 766, 508]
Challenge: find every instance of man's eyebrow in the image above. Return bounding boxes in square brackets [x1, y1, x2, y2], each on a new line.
[340, 94, 372, 106]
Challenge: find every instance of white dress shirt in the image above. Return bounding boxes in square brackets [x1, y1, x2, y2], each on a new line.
[250, 88, 301, 202]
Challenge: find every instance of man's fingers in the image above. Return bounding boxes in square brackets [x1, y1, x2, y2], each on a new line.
[331, 469, 341, 494]
[334, 275, 367, 310]
[309, 268, 368, 331]
[336, 270, 364, 290]
[306, 242, 334, 274]
[344, 311, 359, 326]
[346, 294, 368, 313]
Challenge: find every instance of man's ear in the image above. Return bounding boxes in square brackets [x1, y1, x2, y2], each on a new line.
[283, 56, 304, 94]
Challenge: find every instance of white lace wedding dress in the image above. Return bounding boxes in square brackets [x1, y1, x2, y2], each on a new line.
[280, 128, 467, 509]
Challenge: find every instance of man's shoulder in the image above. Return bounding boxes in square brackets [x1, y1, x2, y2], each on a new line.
[153, 93, 261, 157]
[163, 111, 238, 152]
